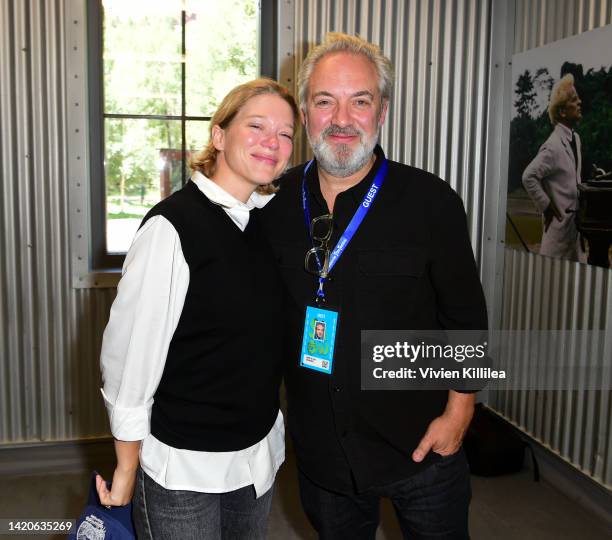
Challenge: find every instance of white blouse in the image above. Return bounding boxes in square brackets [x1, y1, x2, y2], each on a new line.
[100, 172, 284, 498]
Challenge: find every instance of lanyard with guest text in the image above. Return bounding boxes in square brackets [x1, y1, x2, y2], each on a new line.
[301, 157, 388, 303]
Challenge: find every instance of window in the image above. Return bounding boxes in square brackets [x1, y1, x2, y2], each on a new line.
[88, 0, 275, 269]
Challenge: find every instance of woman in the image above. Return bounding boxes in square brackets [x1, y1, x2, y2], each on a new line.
[96, 78, 298, 539]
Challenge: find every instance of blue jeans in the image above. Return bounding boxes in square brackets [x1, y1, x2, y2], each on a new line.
[298, 450, 471, 540]
[132, 467, 274, 540]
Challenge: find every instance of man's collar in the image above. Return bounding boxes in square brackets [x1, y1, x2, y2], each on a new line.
[555, 122, 574, 141]
[305, 145, 387, 209]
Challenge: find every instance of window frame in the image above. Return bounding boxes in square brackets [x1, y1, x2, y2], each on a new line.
[86, 0, 276, 271]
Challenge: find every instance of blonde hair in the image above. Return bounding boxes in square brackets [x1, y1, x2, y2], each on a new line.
[548, 74, 576, 125]
[190, 78, 299, 195]
[297, 32, 394, 109]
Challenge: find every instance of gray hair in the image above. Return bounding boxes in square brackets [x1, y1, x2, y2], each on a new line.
[548, 74, 575, 125]
[297, 32, 394, 109]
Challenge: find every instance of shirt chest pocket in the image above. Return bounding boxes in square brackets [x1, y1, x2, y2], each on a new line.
[357, 248, 430, 327]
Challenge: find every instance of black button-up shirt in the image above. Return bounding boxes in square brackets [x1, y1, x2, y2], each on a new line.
[259, 146, 488, 493]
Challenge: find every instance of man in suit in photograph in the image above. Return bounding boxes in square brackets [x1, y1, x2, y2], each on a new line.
[522, 73, 586, 262]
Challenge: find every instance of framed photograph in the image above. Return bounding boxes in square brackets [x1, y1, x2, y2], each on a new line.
[506, 24, 612, 267]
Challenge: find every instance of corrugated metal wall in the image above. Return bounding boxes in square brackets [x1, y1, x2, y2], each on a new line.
[514, 0, 612, 52]
[289, 0, 493, 264]
[493, 250, 612, 486]
[488, 0, 612, 487]
[0, 0, 111, 444]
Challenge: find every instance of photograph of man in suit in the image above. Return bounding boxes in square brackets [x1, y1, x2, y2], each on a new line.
[522, 73, 586, 262]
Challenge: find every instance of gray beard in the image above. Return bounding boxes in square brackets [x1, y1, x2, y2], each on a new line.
[307, 126, 378, 178]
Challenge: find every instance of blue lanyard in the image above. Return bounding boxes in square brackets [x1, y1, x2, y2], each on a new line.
[302, 158, 388, 302]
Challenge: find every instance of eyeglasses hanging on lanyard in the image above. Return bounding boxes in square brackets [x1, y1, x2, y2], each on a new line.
[304, 213, 333, 286]
[302, 158, 389, 305]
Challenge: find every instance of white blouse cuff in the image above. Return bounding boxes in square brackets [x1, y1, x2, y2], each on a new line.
[101, 388, 151, 441]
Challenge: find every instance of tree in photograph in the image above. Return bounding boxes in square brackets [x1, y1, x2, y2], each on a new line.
[514, 70, 537, 118]
[509, 71, 540, 192]
[533, 67, 554, 97]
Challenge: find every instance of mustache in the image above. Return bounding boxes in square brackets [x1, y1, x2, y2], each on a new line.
[322, 125, 363, 138]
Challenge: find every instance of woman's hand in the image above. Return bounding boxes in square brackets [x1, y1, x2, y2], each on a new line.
[96, 439, 142, 507]
[96, 466, 137, 507]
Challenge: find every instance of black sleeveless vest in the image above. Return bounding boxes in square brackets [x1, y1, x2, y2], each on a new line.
[142, 181, 283, 451]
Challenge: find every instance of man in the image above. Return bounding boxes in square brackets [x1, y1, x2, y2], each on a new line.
[522, 74, 585, 262]
[314, 321, 326, 341]
[260, 33, 487, 539]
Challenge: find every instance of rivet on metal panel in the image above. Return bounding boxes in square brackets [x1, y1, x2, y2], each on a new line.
[78, 234, 82, 239]
[78, 256, 82, 261]
[75, 103, 79, 106]
[76, 128, 80, 132]
[74, 20, 78, 24]
[77, 209, 81, 213]
[287, 26, 291, 30]
[77, 156, 81, 160]
[77, 182, 81, 187]
[73, 46, 77, 51]
[74, 74, 78, 79]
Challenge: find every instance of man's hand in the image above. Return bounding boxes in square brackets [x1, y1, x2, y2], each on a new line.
[543, 203, 562, 232]
[412, 392, 475, 462]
